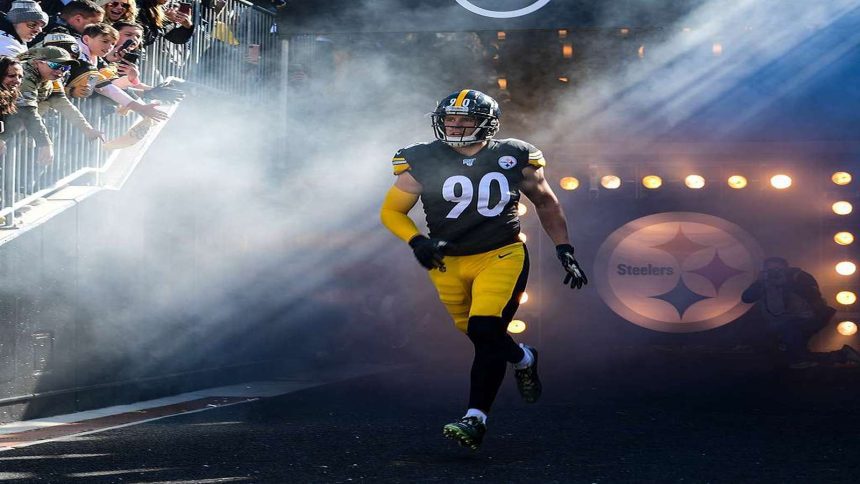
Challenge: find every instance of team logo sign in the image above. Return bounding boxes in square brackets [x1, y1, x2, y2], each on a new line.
[594, 212, 762, 333]
[455, 0, 552, 19]
[498, 156, 517, 169]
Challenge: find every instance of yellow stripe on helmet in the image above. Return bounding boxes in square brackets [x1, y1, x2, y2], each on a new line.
[453, 89, 471, 107]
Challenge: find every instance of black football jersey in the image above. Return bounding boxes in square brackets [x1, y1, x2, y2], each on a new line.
[391, 139, 546, 256]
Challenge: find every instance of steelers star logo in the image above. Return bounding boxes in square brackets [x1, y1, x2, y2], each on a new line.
[594, 212, 762, 333]
[498, 155, 517, 169]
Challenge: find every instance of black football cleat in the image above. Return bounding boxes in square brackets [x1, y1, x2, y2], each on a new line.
[442, 416, 486, 450]
[514, 345, 542, 403]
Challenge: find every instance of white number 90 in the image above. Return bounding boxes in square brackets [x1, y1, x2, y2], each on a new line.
[442, 172, 511, 219]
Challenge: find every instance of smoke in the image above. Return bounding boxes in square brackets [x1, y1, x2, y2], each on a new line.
[268, 0, 860, 363]
[544, 0, 860, 146]
[16, 0, 858, 389]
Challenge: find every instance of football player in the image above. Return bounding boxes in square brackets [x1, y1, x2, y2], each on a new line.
[380, 89, 587, 450]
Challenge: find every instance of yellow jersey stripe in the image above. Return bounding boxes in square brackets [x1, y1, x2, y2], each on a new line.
[392, 157, 406, 161]
[528, 157, 546, 168]
[393, 164, 411, 175]
[453, 89, 470, 107]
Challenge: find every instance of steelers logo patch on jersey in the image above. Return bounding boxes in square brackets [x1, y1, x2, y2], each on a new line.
[498, 156, 517, 170]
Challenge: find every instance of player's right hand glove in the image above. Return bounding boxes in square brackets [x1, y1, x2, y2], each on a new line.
[556, 244, 588, 289]
[409, 235, 447, 271]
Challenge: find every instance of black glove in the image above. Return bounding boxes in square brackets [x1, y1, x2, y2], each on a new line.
[409, 235, 447, 271]
[556, 244, 588, 289]
[144, 83, 186, 104]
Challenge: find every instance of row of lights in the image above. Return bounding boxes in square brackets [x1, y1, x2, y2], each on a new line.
[830, 171, 857, 336]
[508, 171, 858, 337]
[558, 171, 854, 206]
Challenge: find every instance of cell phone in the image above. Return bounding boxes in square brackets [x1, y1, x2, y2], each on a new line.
[86, 74, 99, 91]
[178, 2, 192, 15]
[118, 39, 135, 52]
[248, 44, 260, 62]
[123, 51, 140, 64]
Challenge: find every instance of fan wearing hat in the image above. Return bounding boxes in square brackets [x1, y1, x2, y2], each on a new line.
[0, 0, 48, 56]
[39, 31, 95, 97]
[0, 46, 103, 165]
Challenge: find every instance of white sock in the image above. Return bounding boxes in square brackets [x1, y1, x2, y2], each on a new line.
[513, 343, 534, 370]
[464, 408, 487, 424]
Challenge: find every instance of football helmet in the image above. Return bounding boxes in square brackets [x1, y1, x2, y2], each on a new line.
[431, 89, 500, 147]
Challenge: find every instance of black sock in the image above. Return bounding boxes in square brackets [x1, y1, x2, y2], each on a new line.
[466, 316, 525, 412]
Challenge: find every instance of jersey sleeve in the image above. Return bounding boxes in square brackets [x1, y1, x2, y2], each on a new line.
[525, 142, 546, 168]
[391, 147, 411, 175]
[505, 138, 547, 169]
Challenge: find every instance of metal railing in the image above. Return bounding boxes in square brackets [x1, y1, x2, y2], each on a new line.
[0, 0, 280, 227]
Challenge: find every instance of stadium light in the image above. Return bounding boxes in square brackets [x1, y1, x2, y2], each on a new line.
[507, 319, 527, 334]
[727, 175, 748, 189]
[519, 292, 529, 304]
[601, 175, 621, 189]
[560, 177, 579, 190]
[832, 172, 852, 186]
[833, 201, 853, 215]
[837, 321, 858, 336]
[836, 291, 857, 305]
[685, 175, 705, 189]
[642, 175, 662, 189]
[517, 203, 528, 216]
[835, 261, 857, 276]
[834, 232, 854, 245]
[518, 232, 527, 243]
[562, 43, 573, 58]
[770, 174, 792, 189]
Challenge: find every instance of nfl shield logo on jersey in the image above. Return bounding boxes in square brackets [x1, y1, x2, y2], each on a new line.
[463, 158, 476, 166]
[498, 156, 517, 170]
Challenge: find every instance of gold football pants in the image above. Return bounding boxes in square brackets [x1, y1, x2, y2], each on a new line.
[428, 241, 529, 333]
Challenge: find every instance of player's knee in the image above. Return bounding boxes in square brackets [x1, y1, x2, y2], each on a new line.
[466, 315, 506, 345]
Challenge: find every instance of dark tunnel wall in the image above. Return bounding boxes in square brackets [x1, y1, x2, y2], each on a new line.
[530, 158, 860, 356]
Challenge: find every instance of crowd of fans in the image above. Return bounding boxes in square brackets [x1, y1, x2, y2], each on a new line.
[0, 0, 192, 168]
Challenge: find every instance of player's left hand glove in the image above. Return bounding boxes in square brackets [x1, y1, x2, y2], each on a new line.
[409, 235, 448, 271]
[556, 244, 588, 289]
[145, 83, 186, 104]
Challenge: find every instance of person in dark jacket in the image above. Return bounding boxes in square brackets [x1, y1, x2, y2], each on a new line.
[136, 0, 192, 46]
[34, 0, 103, 45]
[742, 257, 860, 368]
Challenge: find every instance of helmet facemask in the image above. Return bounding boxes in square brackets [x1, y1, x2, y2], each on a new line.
[430, 90, 501, 147]
[431, 112, 499, 147]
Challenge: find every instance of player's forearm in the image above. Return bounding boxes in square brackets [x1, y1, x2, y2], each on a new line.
[534, 199, 571, 246]
[380, 185, 421, 243]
